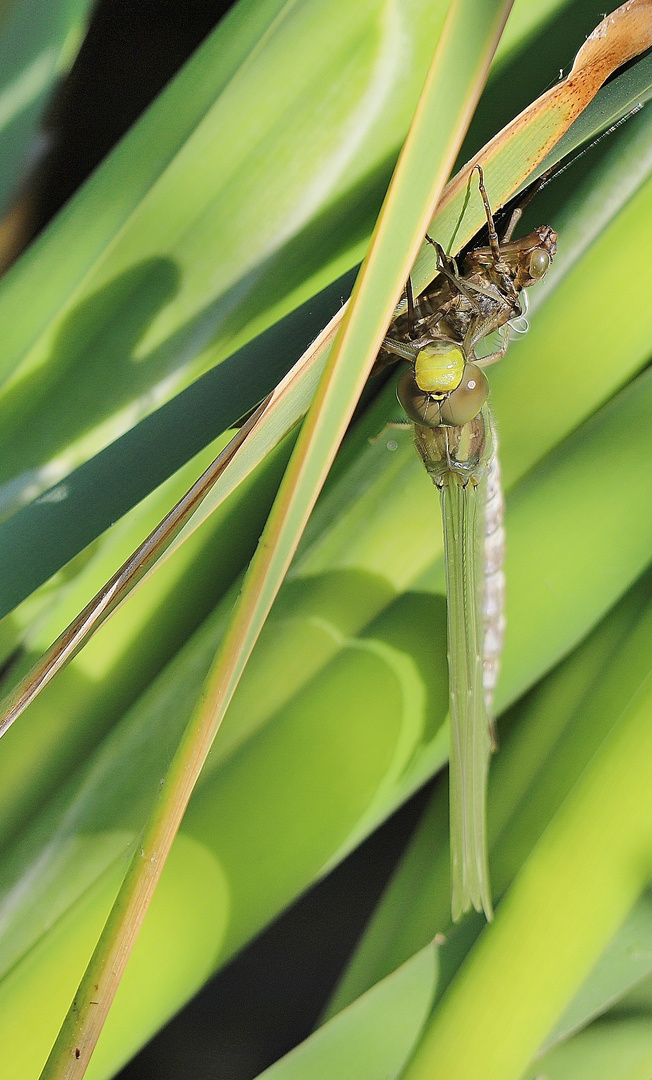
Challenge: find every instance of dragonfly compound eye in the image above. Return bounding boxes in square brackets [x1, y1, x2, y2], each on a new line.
[397, 368, 443, 428]
[528, 248, 550, 280]
[438, 363, 489, 427]
[414, 341, 465, 395]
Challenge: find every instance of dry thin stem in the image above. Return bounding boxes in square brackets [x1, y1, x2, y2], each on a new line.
[0, 397, 269, 741]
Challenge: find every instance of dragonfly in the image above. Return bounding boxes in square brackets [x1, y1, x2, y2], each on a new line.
[379, 165, 556, 920]
[0, 164, 555, 926]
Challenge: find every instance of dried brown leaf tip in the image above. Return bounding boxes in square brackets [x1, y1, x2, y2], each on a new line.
[574, 0, 652, 79]
[445, 0, 652, 212]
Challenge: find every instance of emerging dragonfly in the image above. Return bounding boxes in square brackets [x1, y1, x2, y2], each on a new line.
[0, 164, 555, 927]
[379, 165, 556, 920]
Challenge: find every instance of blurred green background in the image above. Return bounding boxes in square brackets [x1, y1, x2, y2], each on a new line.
[2, 2, 652, 1079]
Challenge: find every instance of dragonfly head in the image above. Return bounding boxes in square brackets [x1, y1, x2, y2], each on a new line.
[398, 361, 489, 428]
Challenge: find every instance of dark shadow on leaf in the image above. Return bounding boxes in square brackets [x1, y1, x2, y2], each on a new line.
[0, 149, 397, 521]
[361, 591, 449, 747]
[0, 257, 181, 511]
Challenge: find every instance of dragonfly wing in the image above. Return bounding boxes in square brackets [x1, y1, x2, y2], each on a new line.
[481, 429, 506, 716]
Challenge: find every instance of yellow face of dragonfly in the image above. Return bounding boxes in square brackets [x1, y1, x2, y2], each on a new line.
[414, 341, 466, 395]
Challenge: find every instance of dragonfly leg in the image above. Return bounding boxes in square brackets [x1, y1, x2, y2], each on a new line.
[471, 325, 511, 368]
[425, 235, 488, 307]
[473, 165, 520, 303]
[474, 164, 502, 263]
[426, 233, 517, 321]
[381, 336, 420, 363]
[500, 170, 550, 242]
[425, 234, 459, 276]
[368, 419, 412, 445]
[462, 272, 521, 359]
[501, 205, 523, 244]
[406, 276, 415, 338]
